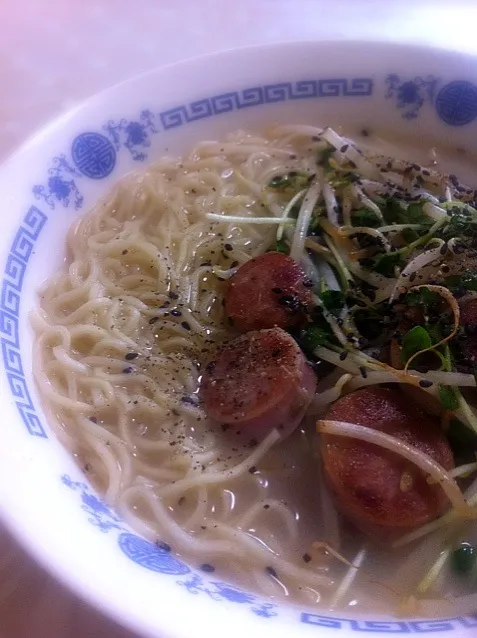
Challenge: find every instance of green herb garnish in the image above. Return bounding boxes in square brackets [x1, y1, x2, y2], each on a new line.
[405, 287, 441, 314]
[351, 208, 381, 228]
[401, 326, 432, 364]
[274, 238, 289, 254]
[320, 290, 346, 316]
[360, 251, 405, 278]
[446, 273, 477, 294]
[438, 385, 459, 411]
[301, 323, 332, 352]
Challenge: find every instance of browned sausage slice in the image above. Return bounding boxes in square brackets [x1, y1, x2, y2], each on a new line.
[201, 327, 316, 437]
[225, 252, 313, 332]
[321, 387, 454, 541]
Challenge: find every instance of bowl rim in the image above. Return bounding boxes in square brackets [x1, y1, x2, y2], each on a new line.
[1, 38, 477, 638]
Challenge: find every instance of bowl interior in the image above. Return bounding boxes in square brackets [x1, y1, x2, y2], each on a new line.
[1, 41, 477, 638]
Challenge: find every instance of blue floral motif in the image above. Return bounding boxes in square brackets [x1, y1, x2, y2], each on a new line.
[61, 474, 124, 533]
[118, 532, 190, 575]
[178, 575, 277, 618]
[103, 109, 159, 161]
[32, 154, 84, 210]
[385, 74, 439, 120]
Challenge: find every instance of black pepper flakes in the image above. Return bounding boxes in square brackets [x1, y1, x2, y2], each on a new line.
[168, 291, 179, 300]
[122, 249, 128, 255]
[200, 563, 215, 573]
[149, 316, 158, 324]
[125, 352, 139, 361]
[302, 553, 312, 563]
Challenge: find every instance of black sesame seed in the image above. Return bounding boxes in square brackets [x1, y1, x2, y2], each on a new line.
[156, 541, 171, 552]
[200, 563, 215, 573]
[339, 351, 348, 361]
[122, 367, 134, 374]
[249, 465, 258, 474]
[359, 366, 368, 379]
[224, 243, 233, 251]
[149, 316, 158, 324]
[302, 553, 312, 563]
[181, 321, 191, 331]
[168, 291, 179, 299]
[263, 503, 270, 509]
[340, 144, 349, 153]
[302, 278, 313, 288]
[230, 261, 239, 268]
[122, 249, 128, 255]
[419, 380, 433, 388]
[171, 309, 182, 317]
[125, 352, 139, 361]
[266, 566, 278, 578]
[89, 416, 97, 423]
[206, 361, 216, 374]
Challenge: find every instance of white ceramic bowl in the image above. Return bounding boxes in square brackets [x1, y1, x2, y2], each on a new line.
[1, 40, 477, 638]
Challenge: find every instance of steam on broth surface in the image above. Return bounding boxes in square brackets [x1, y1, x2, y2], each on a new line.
[33, 124, 477, 616]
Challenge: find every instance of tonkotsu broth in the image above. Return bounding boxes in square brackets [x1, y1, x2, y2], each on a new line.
[32, 124, 477, 616]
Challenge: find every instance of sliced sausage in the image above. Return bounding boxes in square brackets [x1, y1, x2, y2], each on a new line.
[225, 252, 313, 332]
[321, 387, 454, 541]
[201, 327, 316, 437]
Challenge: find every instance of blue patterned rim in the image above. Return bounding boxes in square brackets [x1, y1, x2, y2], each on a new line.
[1, 73, 477, 631]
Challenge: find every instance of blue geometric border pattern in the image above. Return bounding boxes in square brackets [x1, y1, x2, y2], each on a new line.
[301, 613, 477, 633]
[0, 206, 47, 438]
[32, 77, 373, 209]
[160, 78, 373, 129]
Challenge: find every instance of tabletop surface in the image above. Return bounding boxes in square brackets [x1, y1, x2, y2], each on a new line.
[1, 1, 476, 635]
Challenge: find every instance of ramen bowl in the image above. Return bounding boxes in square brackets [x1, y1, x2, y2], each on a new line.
[1, 40, 477, 638]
